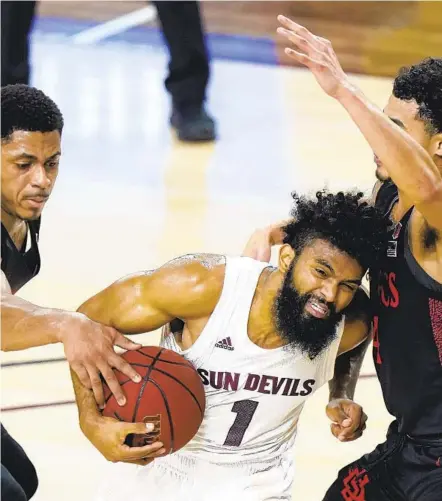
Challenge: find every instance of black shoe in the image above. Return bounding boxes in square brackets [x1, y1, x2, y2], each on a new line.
[170, 105, 216, 142]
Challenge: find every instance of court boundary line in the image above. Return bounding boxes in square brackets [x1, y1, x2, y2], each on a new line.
[32, 15, 279, 67]
[1, 357, 66, 368]
[70, 5, 157, 45]
[1, 400, 76, 413]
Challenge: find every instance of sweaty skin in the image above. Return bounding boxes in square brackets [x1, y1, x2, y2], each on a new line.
[72, 245, 371, 463]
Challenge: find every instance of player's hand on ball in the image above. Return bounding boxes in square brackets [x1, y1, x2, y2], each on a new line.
[82, 415, 166, 466]
[61, 313, 142, 408]
[276, 15, 352, 100]
[326, 398, 367, 442]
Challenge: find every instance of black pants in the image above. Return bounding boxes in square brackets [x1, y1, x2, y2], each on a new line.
[153, 1, 209, 110]
[1, 425, 38, 501]
[1, 1, 36, 86]
[322, 422, 442, 501]
[1, 1, 209, 109]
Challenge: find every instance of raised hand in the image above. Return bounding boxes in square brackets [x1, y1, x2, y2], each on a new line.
[277, 15, 351, 99]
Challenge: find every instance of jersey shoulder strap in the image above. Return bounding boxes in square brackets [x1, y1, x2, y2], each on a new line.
[375, 181, 399, 217]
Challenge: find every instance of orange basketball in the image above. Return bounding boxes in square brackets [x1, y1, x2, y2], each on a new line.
[102, 346, 205, 454]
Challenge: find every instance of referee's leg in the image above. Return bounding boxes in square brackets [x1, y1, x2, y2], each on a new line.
[1, 1, 37, 86]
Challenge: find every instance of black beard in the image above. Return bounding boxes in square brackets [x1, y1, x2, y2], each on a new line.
[273, 262, 343, 360]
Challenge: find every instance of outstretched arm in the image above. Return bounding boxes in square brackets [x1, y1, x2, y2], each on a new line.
[1, 268, 80, 350]
[1, 269, 142, 407]
[277, 15, 442, 230]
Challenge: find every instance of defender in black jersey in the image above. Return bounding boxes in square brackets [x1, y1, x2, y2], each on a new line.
[1, 85, 162, 499]
[246, 19, 442, 500]
[276, 19, 442, 501]
[322, 183, 442, 501]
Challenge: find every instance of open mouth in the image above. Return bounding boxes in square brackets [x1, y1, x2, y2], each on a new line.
[305, 298, 330, 319]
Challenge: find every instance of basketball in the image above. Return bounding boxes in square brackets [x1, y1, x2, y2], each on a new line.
[102, 346, 206, 455]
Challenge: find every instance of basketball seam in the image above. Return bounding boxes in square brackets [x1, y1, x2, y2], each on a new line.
[151, 365, 204, 416]
[148, 378, 175, 454]
[131, 361, 193, 370]
[131, 348, 164, 423]
[157, 359, 194, 368]
[136, 350, 193, 369]
[104, 378, 132, 405]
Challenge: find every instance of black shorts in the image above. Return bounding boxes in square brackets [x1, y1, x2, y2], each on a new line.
[322, 422, 442, 501]
[1, 424, 38, 501]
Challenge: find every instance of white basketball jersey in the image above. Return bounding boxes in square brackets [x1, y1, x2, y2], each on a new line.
[96, 256, 345, 501]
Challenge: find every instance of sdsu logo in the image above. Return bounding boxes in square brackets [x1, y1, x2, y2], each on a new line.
[387, 222, 402, 258]
[341, 467, 370, 501]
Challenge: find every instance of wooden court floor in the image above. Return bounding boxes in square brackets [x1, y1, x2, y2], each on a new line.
[1, 24, 396, 501]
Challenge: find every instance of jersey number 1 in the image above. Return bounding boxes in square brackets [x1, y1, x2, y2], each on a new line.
[223, 400, 259, 447]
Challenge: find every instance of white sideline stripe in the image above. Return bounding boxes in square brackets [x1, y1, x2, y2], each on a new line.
[70, 5, 157, 45]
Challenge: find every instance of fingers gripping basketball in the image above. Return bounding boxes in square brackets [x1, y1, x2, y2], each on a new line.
[102, 346, 206, 455]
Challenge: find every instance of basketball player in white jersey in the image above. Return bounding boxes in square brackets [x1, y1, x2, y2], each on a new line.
[71, 191, 388, 501]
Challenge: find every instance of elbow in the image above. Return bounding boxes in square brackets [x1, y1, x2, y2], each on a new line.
[421, 180, 442, 204]
[410, 159, 442, 204]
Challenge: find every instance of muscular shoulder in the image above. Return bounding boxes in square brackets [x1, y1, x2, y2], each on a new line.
[114, 253, 227, 320]
[163, 253, 226, 279]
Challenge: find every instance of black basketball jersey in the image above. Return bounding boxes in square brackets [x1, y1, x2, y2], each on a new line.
[371, 184, 442, 437]
[1, 219, 41, 294]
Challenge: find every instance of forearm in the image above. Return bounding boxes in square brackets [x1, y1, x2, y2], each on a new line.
[338, 85, 441, 202]
[329, 336, 371, 400]
[1, 293, 81, 351]
[70, 366, 101, 431]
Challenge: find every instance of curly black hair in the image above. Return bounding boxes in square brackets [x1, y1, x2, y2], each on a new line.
[393, 57, 442, 134]
[282, 190, 389, 271]
[1, 84, 64, 141]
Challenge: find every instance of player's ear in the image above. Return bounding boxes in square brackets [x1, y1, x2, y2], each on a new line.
[430, 132, 442, 165]
[278, 244, 295, 273]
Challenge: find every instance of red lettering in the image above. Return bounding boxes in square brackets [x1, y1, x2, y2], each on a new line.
[377, 272, 400, 309]
[372, 316, 382, 365]
[388, 272, 399, 308]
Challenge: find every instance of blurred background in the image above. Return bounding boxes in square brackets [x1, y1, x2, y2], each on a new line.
[1, 2, 441, 501]
[8, 0, 442, 78]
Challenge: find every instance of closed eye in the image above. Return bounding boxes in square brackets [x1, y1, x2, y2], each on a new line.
[16, 163, 32, 169]
[315, 268, 327, 277]
[341, 283, 357, 292]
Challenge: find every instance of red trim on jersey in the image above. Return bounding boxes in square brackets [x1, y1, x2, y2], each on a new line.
[429, 298, 442, 365]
